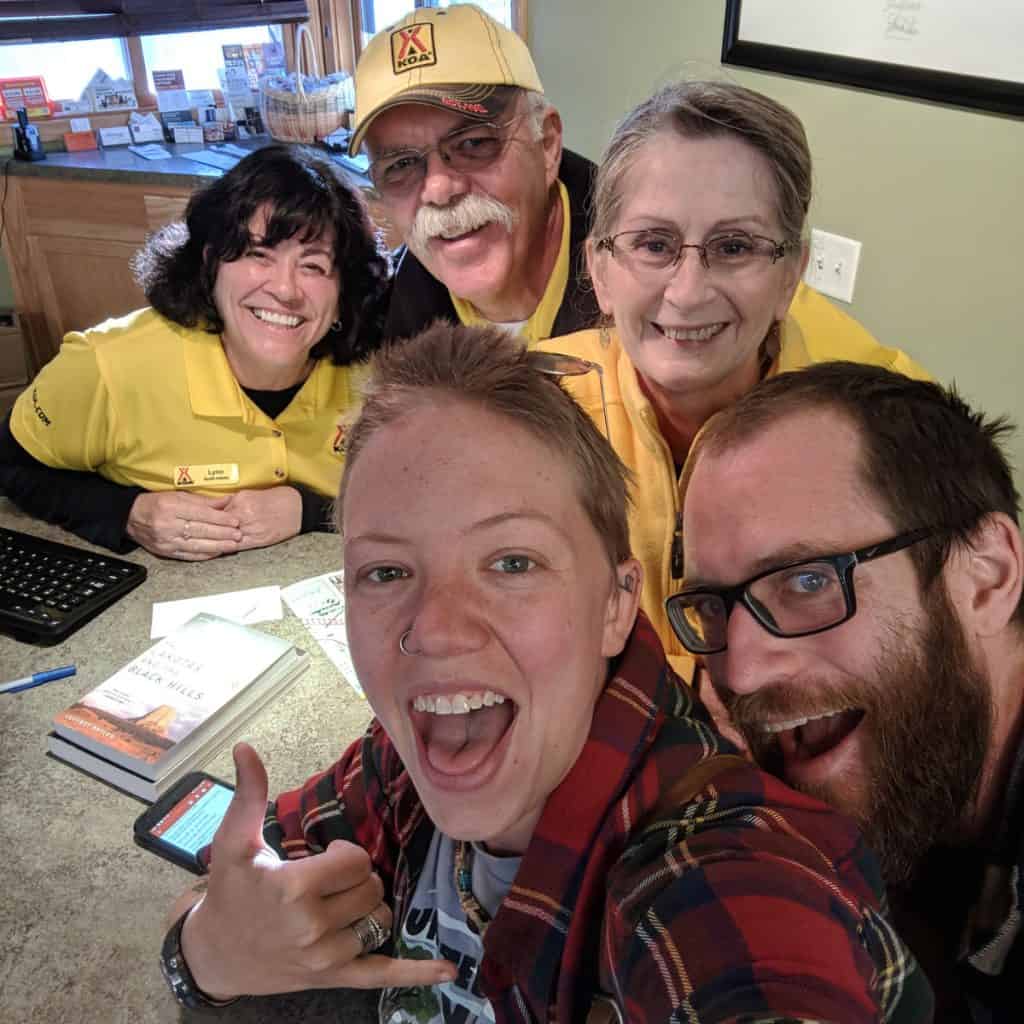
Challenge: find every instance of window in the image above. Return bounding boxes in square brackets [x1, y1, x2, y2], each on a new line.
[0, 38, 130, 104]
[358, 0, 514, 48]
[141, 26, 282, 93]
[0, 2, 308, 118]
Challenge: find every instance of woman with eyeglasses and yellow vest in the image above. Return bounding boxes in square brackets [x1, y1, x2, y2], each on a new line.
[536, 81, 930, 682]
[0, 144, 389, 561]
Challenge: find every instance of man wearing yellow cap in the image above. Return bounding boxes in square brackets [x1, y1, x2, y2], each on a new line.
[351, 4, 599, 346]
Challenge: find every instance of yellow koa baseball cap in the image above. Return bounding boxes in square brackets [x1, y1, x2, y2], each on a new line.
[350, 3, 544, 156]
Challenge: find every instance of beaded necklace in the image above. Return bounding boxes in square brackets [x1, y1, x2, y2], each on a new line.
[453, 839, 492, 936]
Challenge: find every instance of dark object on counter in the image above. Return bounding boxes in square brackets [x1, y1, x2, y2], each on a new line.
[243, 106, 264, 134]
[13, 108, 46, 162]
[0, 526, 146, 644]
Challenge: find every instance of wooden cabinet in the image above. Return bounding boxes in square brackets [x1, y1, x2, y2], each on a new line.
[3, 175, 192, 374]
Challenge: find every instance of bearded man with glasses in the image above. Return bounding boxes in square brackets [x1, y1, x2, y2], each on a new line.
[677, 360, 1024, 1023]
[350, 4, 599, 346]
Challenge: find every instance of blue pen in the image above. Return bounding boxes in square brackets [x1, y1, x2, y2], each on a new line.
[0, 665, 77, 694]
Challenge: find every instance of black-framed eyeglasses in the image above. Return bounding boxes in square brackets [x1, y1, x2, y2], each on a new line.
[527, 351, 610, 439]
[367, 115, 526, 199]
[665, 527, 938, 655]
[596, 228, 798, 277]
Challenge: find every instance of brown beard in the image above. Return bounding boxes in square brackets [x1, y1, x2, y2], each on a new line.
[723, 583, 992, 884]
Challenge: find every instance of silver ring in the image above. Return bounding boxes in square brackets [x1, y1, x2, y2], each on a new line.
[398, 628, 417, 657]
[351, 912, 388, 955]
[182, 520, 191, 541]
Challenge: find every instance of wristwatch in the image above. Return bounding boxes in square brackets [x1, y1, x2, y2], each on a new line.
[159, 908, 239, 1010]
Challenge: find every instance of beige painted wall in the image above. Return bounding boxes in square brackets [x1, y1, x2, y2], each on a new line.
[531, 0, 1024, 479]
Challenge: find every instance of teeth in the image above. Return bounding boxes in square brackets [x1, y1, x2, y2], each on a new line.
[413, 690, 508, 715]
[761, 709, 847, 734]
[762, 716, 809, 734]
[660, 323, 725, 342]
[252, 308, 302, 327]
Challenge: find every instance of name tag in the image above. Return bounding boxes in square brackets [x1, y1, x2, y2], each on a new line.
[173, 463, 240, 488]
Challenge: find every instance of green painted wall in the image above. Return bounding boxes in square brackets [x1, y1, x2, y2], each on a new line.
[531, 0, 1024, 477]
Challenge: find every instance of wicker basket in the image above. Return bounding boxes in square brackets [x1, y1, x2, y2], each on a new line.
[260, 25, 351, 143]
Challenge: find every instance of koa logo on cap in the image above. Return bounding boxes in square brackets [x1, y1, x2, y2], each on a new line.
[390, 23, 437, 74]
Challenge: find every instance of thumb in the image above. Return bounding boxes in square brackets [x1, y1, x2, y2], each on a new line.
[204, 494, 235, 510]
[211, 742, 271, 864]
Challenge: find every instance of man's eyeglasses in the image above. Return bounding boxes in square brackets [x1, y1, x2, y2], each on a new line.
[527, 351, 610, 439]
[596, 228, 798, 278]
[665, 527, 938, 655]
[368, 115, 526, 199]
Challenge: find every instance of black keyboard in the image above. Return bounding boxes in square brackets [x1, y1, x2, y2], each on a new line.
[0, 528, 147, 645]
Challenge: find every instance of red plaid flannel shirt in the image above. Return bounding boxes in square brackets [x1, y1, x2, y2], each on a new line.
[265, 614, 933, 1023]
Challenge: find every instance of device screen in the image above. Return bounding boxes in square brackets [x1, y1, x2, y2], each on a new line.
[146, 777, 233, 860]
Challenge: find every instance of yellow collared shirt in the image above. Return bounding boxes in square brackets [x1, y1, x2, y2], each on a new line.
[11, 308, 363, 498]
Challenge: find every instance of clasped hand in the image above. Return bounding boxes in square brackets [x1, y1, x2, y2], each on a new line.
[178, 743, 456, 1000]
[127, 488, 303, 561]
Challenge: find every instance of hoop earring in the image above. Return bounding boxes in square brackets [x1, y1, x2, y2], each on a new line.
[399, 628, 418, 657]
[330, 318, 344, 333]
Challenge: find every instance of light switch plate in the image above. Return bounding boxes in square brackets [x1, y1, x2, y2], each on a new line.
[805, 228, 862, 303]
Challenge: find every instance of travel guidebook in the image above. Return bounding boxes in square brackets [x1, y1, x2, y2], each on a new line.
[47, 613, 309, 801]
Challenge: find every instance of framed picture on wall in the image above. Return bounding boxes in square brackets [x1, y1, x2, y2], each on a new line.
[722, 1, 1024, 117]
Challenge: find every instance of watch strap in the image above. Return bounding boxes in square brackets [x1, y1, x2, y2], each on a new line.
[160, 907, 240, 1010]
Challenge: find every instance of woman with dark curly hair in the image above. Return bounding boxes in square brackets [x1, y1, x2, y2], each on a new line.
[0, 144, 390, 560]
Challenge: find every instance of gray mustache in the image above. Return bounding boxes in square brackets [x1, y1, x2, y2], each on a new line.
[409, 195, 517, 252]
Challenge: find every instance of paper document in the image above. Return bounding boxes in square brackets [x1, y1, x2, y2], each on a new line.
[151, 585, 282, 638]
[156, 89, 190, 112]
[129, 144, 172, 161]
[213, 143, 252, 158]
[281, 572, 362, 696]
[180, 149, 240, 171]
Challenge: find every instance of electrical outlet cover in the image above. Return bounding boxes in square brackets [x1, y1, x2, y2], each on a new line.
[804, 228, 862, 303]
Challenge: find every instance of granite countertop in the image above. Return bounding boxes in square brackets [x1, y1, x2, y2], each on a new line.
[6, 135, 371, 189]
[0, 500, 379, 1024]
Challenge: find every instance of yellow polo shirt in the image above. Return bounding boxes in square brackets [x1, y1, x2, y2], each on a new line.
[11, 308, 361, 497]
[536, 283, 932, 680]
[449, 180, 571, 347]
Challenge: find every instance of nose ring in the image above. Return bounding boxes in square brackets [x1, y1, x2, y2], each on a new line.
[399, 628, 418, 657]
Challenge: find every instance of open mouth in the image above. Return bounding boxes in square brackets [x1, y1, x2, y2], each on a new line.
[249, 307, 305, 328]
[762, 707, 865, 764]
[654, 322, 728, 344]
[410, 688, 517, 778]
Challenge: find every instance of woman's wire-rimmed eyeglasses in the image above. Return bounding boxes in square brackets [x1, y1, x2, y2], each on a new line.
[596, 228, 799, 278]
[665, 526, 939, 654]
[527, 351, 611, 440]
